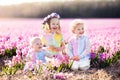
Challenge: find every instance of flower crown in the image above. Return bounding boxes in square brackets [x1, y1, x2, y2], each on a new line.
[42, 12, 60, 24]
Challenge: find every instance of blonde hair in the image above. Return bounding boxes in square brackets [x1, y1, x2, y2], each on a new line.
[70, 19, 84, 33]
[42, 13, 61, 34]
[29, 37, 41, 46]
[42, 18, 61, 34]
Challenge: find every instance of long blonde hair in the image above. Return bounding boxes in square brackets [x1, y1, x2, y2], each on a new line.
[42, 13, 61, 34]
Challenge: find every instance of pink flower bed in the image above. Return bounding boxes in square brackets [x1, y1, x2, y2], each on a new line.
[0, 18, 120, 80]
[0, 18, 120, 65]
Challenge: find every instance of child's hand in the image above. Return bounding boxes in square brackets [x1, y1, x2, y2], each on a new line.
[36, 60, 42, 65]
[47, 46, 55, 51]
[47, 46, 63, 52]
[71, 56, 80, 61]
[57, 46, 65, 52]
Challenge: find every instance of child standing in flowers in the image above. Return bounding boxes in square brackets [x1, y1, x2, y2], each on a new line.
[67, 19, 91, 71]
[24, 37, 51, 71]
[41, 12, 66, 60]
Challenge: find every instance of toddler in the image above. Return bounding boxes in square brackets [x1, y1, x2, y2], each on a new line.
[67, 19, 91, 71]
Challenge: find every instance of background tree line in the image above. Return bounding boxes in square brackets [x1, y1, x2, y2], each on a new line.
[0, 0, 120, 18]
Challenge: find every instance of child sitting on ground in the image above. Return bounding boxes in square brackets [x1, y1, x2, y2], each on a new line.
[67, 19, 91, 71]
[24, 37, 51, 71]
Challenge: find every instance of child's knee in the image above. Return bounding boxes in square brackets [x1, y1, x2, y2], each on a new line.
[71, 65, 79, 71]
[79, 66, 90, 71]
[71, 67, 78, 71]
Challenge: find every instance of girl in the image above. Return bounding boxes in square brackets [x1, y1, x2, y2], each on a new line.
[67, 19, 91, 71]
[41, 12, 65, 59]
[24, 37, 51, 71]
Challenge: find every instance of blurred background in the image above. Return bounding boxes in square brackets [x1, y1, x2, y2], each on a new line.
[0, 0, 120, 18]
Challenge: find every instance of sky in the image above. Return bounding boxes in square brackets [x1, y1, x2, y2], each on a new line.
[0, 0, 71, 6]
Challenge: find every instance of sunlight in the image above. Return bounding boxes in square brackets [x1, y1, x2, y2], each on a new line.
[0, 0, 69, 6]
[0, 0, 115, 6]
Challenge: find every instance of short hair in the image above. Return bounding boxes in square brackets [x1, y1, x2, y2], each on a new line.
[29, 37, 41, 46]
[70, 19, 84, 33]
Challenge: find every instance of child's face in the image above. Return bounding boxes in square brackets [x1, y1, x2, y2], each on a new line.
[73, 24, 84, 37]
[32, 39, 43, 52]
[50, 18, 60, 33]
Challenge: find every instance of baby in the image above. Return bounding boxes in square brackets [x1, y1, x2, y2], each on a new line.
[24, 37, 51, 71]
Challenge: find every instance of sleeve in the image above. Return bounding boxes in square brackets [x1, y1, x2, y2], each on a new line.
[80, 37, 91, 58]
[44, 49, 53, 58]
[67, 41, 73, 58]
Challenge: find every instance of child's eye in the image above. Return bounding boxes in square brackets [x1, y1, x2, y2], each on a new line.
[36, 43, 39, 45]
[40, 43, 42, 45]
[52, 23, 55, 25]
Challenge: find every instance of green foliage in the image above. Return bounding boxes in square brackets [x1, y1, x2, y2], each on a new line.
[91, 55, 113, 68]
[112, 51, 120, 63]
[97, 46, 105, 54]
[0, 62, 24, 76]
[57, 61, 73, 72]
[91, 46, 120, 68]
[99, 58, 112, 68]
[46, 62, 54, 71]
[0, 54, 3, 58]
[34, 65, 43, 75]
[0, 45, 120, 76]
[5, 47, 17, 57]
[1, 66, 17, 75]
[91, 55, 99, 68]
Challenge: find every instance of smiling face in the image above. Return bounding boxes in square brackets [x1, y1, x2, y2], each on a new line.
[73, 24, 84, 37]
[49, 18, 60, 33]
[31, 38, 43, 52]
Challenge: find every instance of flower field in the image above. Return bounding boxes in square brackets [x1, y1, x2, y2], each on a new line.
[0, 18, 120, 80]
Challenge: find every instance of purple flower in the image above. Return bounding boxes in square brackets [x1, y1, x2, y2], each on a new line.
[32, 33, 39, 37]
[18, 36, 23, 40]
[90, 52, 96, 59]
[22, 48, 29, 58]
[53, 72, 65, 79]
[99, 53, 104, 61]
[43, 12, 60, 24]
[8, 60, 14, 67]
[51, 12, 60, 18]
[11, 42, 17, 47]
[99, 52, 109, 61]
[16, 49, 22, 56]
[0, 49, 5, 55]
[5, 36, 10, 41]
[12, 55, 21, 64]
[43, 17, 47, 24]
[0, 39, 2, 42]
[47, 15, 51, 19]
[0, 44, 5, 49]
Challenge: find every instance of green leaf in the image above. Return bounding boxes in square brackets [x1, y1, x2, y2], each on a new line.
[57, 65, 62, 72]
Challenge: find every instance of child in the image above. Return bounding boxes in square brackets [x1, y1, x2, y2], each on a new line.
[67, 19, 91, 71]
[24, 37, 51, 71]
[41, 12, 65, 58]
